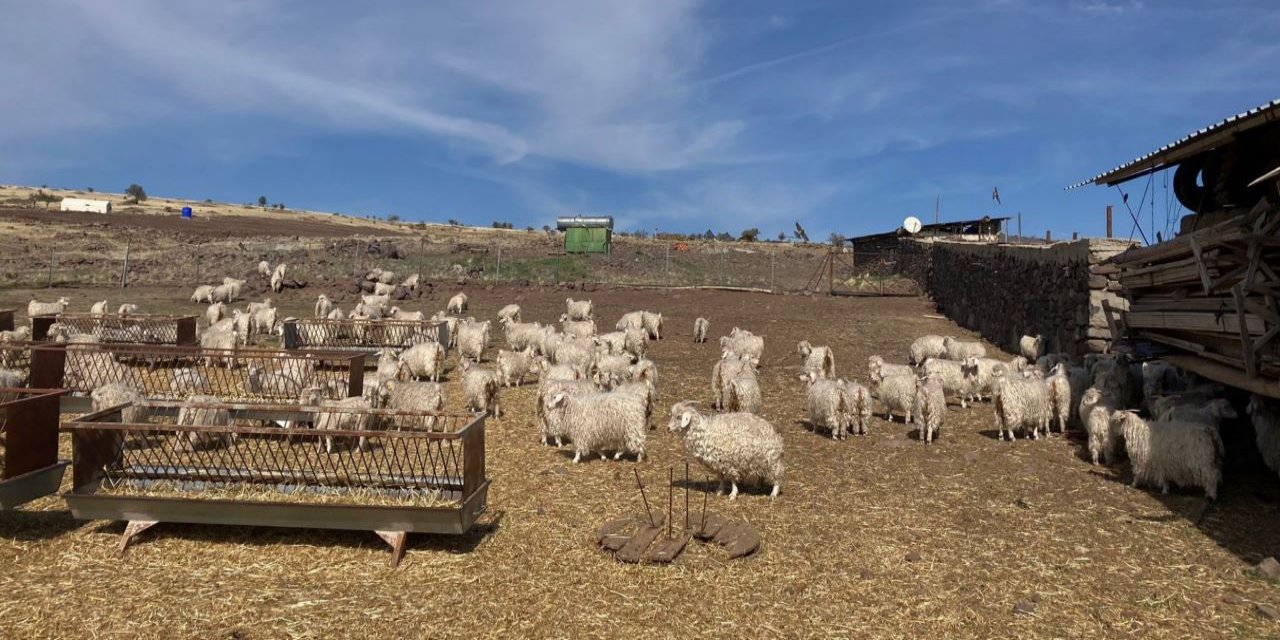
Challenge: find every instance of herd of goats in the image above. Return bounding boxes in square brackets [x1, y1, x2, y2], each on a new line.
[7, 264, 1280, 503]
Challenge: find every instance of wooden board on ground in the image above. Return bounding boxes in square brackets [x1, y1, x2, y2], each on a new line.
[646, 535, 690, 564]
[692, 512, 729, 540]
[597, 511, 760, 564]
[713, 521, 762, 559]
[614, 524, 663, 564]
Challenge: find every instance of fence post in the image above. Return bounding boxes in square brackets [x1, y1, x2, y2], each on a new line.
[665, 243, 670, 286]
[770, 251, 775, 293]
[496, 246, 502, 280]
[120, 239, 131, 288]
[47, 249, 53, 288]
[827, 249, 834, 295]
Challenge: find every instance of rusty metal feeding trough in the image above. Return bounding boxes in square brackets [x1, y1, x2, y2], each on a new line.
[0, 388, 69, 509]
[596, 466, 761, 564]
[62, 401, 489, 566]
[30, 343, 366, 413]
[32, 313, 199, 345]
[281, 317, 448, 352]
[0, 341, 38, 382]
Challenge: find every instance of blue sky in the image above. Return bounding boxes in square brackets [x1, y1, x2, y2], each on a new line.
[2, 1, 1278, 240]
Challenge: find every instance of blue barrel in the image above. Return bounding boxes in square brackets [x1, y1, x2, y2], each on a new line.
[181, 206, 193, 219]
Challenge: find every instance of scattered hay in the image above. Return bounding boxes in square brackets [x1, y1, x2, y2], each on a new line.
[98, 479, 457, 508]
[0, 287, 1276, 637]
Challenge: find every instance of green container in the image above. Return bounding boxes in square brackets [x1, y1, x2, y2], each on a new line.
[563, 227, 611, 254]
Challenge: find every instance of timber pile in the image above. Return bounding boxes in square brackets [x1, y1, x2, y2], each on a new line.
[1107, 201, 1280, 397]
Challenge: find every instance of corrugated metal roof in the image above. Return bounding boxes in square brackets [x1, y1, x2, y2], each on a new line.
[846, 216, 1008, 244]
[1066, 98, 1280, 190]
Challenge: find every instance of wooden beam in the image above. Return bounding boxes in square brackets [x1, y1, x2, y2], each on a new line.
[1233, 284, 1257, 376]
[1101, 298, 1124, 344]
[1165, 353, 1280, 400]
[1124, 310, 1266, 335]
[1189, 234, 1213, 295]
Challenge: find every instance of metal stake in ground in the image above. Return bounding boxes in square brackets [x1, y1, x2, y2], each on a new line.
[634, 469, 656, 527]
[684, 461, 690, 532]
[701, 473, 709, 530]
[667, 467, 674, 539]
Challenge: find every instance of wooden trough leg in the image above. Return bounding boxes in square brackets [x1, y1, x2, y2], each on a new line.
[375, 530, 408, 568]
[118, 520, 159, 557]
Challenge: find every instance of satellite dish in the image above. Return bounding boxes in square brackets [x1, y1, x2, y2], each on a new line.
[902, 216, 923, 234]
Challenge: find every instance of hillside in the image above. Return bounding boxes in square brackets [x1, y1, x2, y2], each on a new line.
[0, 184, 851, 293]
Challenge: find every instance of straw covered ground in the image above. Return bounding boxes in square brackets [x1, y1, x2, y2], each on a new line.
[2, 285, 1280, 638]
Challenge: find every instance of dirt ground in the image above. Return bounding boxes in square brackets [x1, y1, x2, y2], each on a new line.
[2, 283, 1280, 639]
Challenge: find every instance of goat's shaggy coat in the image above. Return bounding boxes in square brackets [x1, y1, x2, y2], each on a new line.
[667, 402, 784, 499]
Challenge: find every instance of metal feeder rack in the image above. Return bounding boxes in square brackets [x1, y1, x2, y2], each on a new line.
[0, 341, 38, 382]
[32, 313, 199, 345]
[281, 317, 448, 352]
[63, 401, 488, 566]
[30, 343, 366, 413]
[0, 388, 69, 509]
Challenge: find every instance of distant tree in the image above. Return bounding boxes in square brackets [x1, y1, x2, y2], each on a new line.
[704, 229, 714, 240]
[448, 219, 461, 226]
[275, 203, 285, 210]
[542, 224, 551, 233]
[492, 221, 514, 229]
[716, 232, 733, 242]
[634, 229, 649, 239]
[31, 190, 56, 209]
[204, 198, 213, 203]
[387, 214, 401, 222]
[794, 222, 809, 243]
[828, 232, 846, 246]
[86, 187, 94, 193]
[526, 226, 535, 232]
[777, 231, 786, 241]
[739, 228, 760, 242]
[258, 196, 267, 209]
[124, 184, 147, 203]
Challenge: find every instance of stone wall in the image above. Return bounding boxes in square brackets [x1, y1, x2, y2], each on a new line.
[898, 238, 1135, 355]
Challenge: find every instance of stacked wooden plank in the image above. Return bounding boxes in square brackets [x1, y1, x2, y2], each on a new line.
[1108, 201, 1280, 397]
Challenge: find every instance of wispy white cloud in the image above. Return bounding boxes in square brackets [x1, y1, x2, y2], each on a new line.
[66, 1, 530, 163]
[1076, 1, 1144, 15]
[5, 0, 1280, 240]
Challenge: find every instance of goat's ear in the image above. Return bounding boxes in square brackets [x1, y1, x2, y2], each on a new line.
[549, 392, 567, 408]
[680, 412, 692, 428]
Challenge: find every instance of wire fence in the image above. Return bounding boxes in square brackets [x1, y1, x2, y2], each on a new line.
[0, 234, 922, 296]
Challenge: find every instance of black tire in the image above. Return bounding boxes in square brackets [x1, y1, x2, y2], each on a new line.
[1174, 153, 1213, 213]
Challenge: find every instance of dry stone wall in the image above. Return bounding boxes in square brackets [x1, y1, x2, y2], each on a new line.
[897, 238, 1135, 355]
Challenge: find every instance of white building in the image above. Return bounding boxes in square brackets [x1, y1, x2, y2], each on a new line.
[59, 198, 112, 214]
